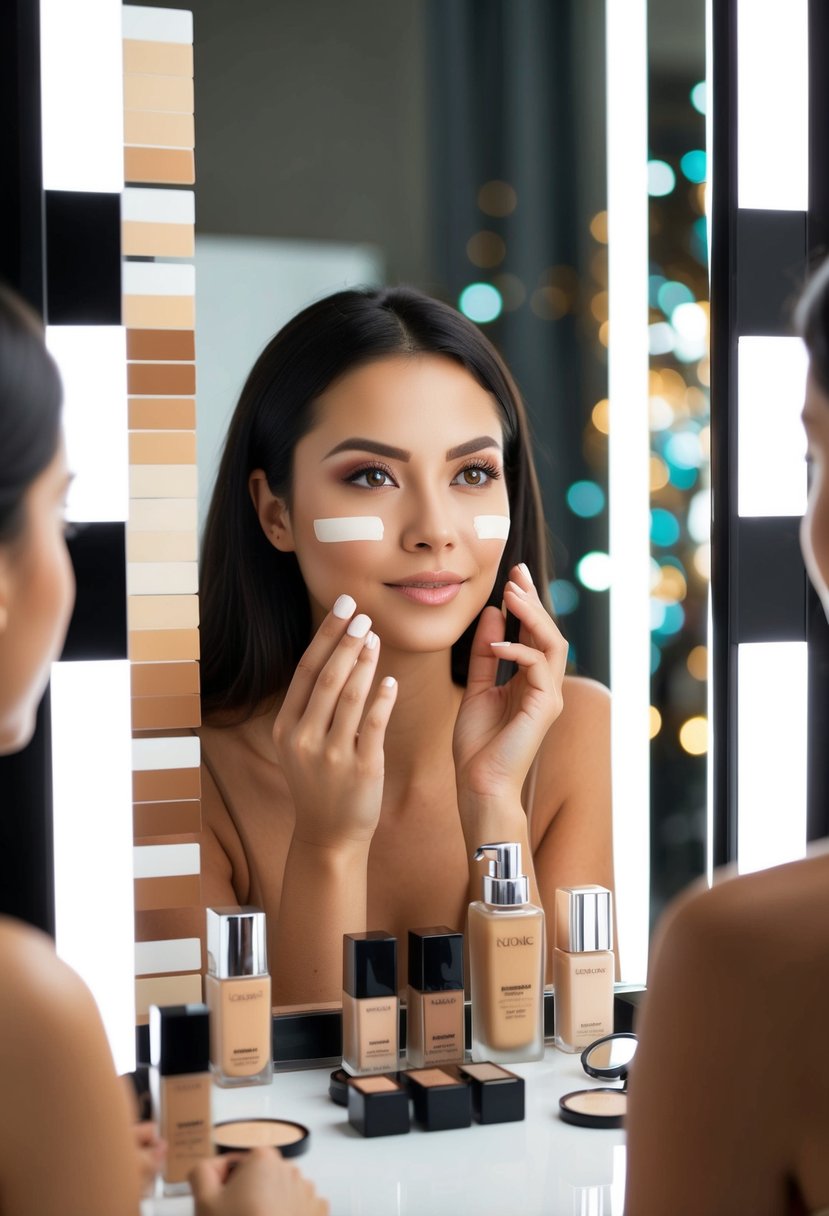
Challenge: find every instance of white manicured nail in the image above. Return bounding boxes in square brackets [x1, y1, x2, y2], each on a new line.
[381, 676, 397, 688]
[518, 562, 533, 583]
[490, 641, 512, 648]
[365, 631, 379, 650]
[333, 594, 356, 619]
[347, 613, 372, 638]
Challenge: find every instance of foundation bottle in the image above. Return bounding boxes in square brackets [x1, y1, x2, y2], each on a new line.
[149, 1003, 213, 1195]
[553, 885, 615, 1053]
[204, 906, 273, 1088]
[406, 926, 465, 1068]
[468, 842, 545, 1063]
[342, 931, 399, 1075]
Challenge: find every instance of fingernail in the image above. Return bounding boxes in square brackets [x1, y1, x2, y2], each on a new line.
[333, 593, 356, 619]
[347, 613, 372, 638]
[365, 630, 379, 650]
[381, 676, 397, 688]
[490, 641, 512, 648]
[507, 580, 528, 599]
[518, 562, 533, 583]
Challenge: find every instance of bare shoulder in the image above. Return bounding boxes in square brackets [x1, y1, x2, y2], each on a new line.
[0, 917, 95, 1036]
[533, 676, 610, 794]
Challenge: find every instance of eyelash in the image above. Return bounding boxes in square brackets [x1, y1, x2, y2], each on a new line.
[344, 458, 502, 489]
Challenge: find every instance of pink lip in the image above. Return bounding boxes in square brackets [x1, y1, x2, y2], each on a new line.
[386, 571, 465, 606]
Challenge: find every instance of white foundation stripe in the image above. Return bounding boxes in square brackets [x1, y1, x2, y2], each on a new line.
[127, 562, 198, 596]
[129, 499, 198, 531]
[122, 6, 193, 44]
[130, 466, 198, 500]
[135, 938, 201, 976]
[132, 735, 200, 772]
[133, 844, 200, 879]
[122, 187, 195, 225]
[473, 514, 511, 539]
[123, 261, 195, 297]
[314, 516, 384, 542]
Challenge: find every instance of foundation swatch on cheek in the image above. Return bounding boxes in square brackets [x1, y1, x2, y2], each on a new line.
[313, 516, 384, 542]
[473, 514, 511, 540]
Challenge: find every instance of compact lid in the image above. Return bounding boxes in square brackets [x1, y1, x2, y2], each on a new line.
[343, 931, 397, 999]
[206, 905, 268, 979]
[408, 926, 464, 991]
[555, 886, 613, 953]
[474, 842, 529, 906]
[150, 1003, 210, 1076]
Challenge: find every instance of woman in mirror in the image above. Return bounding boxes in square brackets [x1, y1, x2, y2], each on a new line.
[0, 284, 327, 1216]
[624, 260, 829, 1215]
[197, 286, 613, 1003]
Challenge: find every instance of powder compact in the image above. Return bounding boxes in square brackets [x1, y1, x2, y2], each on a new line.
[213, 1118, 311, 1158]
[558, 1031, 638, 1129]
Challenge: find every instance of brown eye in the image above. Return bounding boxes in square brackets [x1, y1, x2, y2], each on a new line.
[463, 468, 483, 485]
[366, 468, 387, 487]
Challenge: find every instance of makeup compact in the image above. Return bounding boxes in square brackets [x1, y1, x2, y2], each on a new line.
[328, 1067, 350, 1107]
[457, 1061, 525, 1124]
[558, 1031, 638, 1129]
[213, 1118, 311, 1158]
[405, 1067, 472, 1131]
[347, 1074, 411, 1138]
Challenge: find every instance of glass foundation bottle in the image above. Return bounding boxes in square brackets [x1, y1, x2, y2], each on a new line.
[406, 926, 465, 1067]
[468, 842, 545, 1063]
[553, 885, 614, 1053]
[149, 1003, 213, 1195]
[342, 931, 399, 1075]
[204, 906, 273, 1087]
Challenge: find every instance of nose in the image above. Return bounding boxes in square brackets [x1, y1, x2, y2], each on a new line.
[400, 486, 458, 553]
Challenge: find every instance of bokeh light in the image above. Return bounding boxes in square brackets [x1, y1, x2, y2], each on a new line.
[576, 551, 612, 592]
[551, 579, 580, 615]
[458, 283, 503, 324]
[591, 398, 610, 434]
[664, 431, 702, 470]
[589, 211, 608, 243]
[648, 159, 676, 197]
[650, 453, 670, 491]
[687, 645, 708, 680]
[649, 706, 662, 739]
[566, 480, 606, 518]
[649, 394, 675, 431]
[653, 601, 685, 637]
[693, 543, 711, 580]
[649, 322, 675, 356]
[478, 180, 517, 217]
[679, 715, 708, 755]
[687, 488, 710, 543]
[680, 150, 707, 183]
[657, 279, 695, 317]
[690, 81, 707, 115]
[466, 230, 507, 269]
[651, 507, 681, 547]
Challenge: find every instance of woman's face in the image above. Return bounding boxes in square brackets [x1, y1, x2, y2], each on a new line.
[266, 353, 511, 654]
[801, 365, 829, 610]
[0, 439, 75, 753]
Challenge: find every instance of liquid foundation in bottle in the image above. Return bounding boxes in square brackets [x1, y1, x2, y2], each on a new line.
[204, 906, 273, 1087]
[553, 885, 615, 1053]
[468, 842, 545, 1064]
[406, 926, 464, 1068]
[342, 931, 399, 1075]
[149, 1003, 213, 1195]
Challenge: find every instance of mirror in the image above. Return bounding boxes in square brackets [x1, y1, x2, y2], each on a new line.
[581, 1031, 638, 1079]
[559, 1030, 637, 1128]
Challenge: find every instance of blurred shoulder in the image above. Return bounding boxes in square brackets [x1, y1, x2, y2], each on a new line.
[0, 917, 99, 1049]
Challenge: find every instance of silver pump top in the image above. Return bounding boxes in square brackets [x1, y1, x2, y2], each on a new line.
[474, 842, 529, 906]
[206, 906, 268, 979]
[555, 886, 613, 953]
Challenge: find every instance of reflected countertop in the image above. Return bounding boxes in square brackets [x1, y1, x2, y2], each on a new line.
[143, 1046, 626, 1216]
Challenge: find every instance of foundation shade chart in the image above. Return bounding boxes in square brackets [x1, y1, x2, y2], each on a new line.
[129, 628, 200, 663]
[347, 1074, 411, 1138]
[123, 262, 196, 332]
[130, 465, 198, 500]
[127, 531, 198, 563]
[129, 499, 199, 532]
[125, 146, 195, 186]
[404, 1067, 473, 1132]
[128, 560, 198, 597]
[124, 40, 193, 79]
[457, 1061, 526, 1124]
[128, 594, 199, 629]
[136, 936, 202, 976]
[213, 1120, 310, 1158]
[134, 799, 202, 839]
[129, 398, 196, 430]
[132, 660, 200, 697]
[122, 188, 195, 260]
[128, 363, 196, 397]
[127, 328, 195, 361]
[135, 874, 200, 913]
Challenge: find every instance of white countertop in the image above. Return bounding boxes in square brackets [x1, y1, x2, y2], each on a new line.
[144, 1047, 626, 1216]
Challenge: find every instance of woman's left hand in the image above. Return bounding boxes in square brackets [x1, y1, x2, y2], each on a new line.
[453, 563, 568, 817]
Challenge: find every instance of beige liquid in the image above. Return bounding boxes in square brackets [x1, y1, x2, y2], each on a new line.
[468, 901, 545, 1062]
[342, 991, 399, 1074]
[204, 973, 272, 1084]
[406, 986, 464, 1067]
[154, 1071, 213, 1186]
[553, 946, 614, 1052]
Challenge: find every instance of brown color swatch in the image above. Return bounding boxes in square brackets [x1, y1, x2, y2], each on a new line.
[129, 398, 196, 430]
[129, 430, 197, 464]
[123, 39, 194, 77]
[131, 661, 200, 697]
[134, 874, 200, 912]
[135, 906, 205, 944]
[123, 220, 195, 259]
[135, 973, 203, 1017]
[132, 695, 201, 732]
[124, 108, 194, 148]
[133, 766, 201, 803]
[123, 295, 195, 330]
[124, 72, 193, 113]
[129, 628, 200, 663]
[125, 146, 195, 185]
[127, 330, 195, 361]
[134, 800, 202, 838]
[127, 362, 195, 396]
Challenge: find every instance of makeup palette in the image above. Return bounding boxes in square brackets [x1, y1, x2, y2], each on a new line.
[213, 1119, 311, 1158]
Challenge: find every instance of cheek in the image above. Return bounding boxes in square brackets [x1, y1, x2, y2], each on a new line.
[803, 474, 829, 593]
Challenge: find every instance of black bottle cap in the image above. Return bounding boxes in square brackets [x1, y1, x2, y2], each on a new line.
[150, 1004, 210, 1076]
[408, 926, 464, 992]
[343, 932, 397, 999]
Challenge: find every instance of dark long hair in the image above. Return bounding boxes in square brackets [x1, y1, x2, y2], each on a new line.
[796, 256, 829, 391]
[0, 284, 63, 542]
[200, 285, 553, 719]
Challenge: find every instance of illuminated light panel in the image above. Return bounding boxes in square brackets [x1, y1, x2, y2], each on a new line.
[737, 0, 808, 210]
[40, 0, 124, 192]
[51, 660, 135, 1074]
[46, 327, 128, 522]
[737, 643, 807, 874]
[737, 337, 808, 517]
[607, 0, 650, 984]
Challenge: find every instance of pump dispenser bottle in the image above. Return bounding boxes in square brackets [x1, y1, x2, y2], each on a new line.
[204, 906, 273, 1087]
[468, 842, 545, 1063]
[553, 885, 614, 1053]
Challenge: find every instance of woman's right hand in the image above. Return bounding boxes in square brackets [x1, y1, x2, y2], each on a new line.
[190, 1149, 329, 1216]
[271, 594, 397, 848]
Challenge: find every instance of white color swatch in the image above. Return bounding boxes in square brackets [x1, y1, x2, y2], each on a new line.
[473, 514, 511, 540]
[314, 516, 384, 542]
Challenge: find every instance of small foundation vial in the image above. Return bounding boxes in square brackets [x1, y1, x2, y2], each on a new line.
[406, 926, 465, 1068]
[342, 931, 399, 1075]
[205, 906, 273, 1088]
[468, 842, 545, 1064]
[553, 885, 615, 1053]
[149, 1003, 213, 1195]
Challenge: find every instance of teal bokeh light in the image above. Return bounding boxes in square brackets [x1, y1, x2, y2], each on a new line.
[690, 81, 707, 115]
[653, 601, 685, 638]
[680, 150, 707, 183]
[458, 283, 503, 324]
[651, 508, 681, 548]
[566, 480, 605, 518]
[657, 280, 695, 318]
[550, 579, 580, 615]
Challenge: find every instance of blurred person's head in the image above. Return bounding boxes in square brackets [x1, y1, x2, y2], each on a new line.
[0, 284, 74, 753]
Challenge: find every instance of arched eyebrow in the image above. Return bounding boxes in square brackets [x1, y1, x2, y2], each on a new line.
[323, 435, 502, 462]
